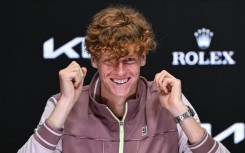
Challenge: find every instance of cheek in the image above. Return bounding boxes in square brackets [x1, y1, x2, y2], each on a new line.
[98, 66, 114, 78]
[128, 66, 141, 76]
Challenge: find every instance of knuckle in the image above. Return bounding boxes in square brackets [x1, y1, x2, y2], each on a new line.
[161, 70, 167, 73]
[74, 66, 79, 72]
[154, 73, 160, 78]
[70, 61, 79, 68]
[59, 69, 65, 76]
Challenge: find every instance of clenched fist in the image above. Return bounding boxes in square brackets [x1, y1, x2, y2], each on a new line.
[154, 70, 187, 116]
[47, 61, 87, 130]
[59, 61, 87, 104]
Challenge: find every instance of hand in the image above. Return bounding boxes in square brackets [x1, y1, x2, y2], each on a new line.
[154, 70, 206, 144]
[154, 70, 187, 116]
[59, 61, 87, 105]
[47, 61, 87, 130]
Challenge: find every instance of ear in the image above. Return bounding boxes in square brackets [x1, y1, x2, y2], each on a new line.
[140, 52, 146, 66]
[91, 56, 98, 68]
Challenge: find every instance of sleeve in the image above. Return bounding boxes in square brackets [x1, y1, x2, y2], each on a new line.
[17, 97, 63, 153]
[177, 94, 230, 153]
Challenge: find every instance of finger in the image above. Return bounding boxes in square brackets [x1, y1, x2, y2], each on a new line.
[154, 71, 167, 87]
[159, 78, 176, 94]
[154, 70, 165, 82]
[159, 70, 176, 79]
[154, 70, 176, 87]
[74, 69, 84, 88]
[69, 72, 80, 88]
[155, 71, 169, 88]
[154, 73, 161, 87]
[159, 78, 172, 94]
[68, 61, 79, 67]
[74, 67, 87, 88]
[67, 66, 81, 88]
[68, 61, 81, 73]
[81, 67, 87, 77]
[75, 68, 87, 96]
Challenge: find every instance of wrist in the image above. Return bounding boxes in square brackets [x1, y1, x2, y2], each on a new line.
[47, 98, 74, 131]
[167, 102, 188, 117]
[174, 105, 195, 124]
[46, 116, 63, 131]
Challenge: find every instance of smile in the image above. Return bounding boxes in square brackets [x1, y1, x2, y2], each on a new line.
[111, 78, 130, 84]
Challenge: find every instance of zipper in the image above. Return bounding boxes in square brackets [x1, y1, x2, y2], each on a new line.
[106, 103, 128, 153]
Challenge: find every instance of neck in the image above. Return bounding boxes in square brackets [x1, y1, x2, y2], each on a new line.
[102, 96, 126, 119]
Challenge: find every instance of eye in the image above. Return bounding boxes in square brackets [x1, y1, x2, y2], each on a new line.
[124, 57, 137, 64]
[103, 58, 116, 65]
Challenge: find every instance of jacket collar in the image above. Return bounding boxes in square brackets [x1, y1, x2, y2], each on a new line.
[88, 72, 148, 123]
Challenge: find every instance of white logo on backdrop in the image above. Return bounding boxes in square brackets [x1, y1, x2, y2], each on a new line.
[194, 28, 214, 50]
[202, 123, 245, 144]
[172, 28, 236, 65]
[43, 37, 90, 59]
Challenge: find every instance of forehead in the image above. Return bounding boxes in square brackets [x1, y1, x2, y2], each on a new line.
[101, 44, 139, 57]
[101, 51, 139, 60]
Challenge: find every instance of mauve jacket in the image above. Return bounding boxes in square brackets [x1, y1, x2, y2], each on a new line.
[18, 73, 230, 153]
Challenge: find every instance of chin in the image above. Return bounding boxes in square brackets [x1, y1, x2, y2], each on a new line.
[112, 91, 130, 98]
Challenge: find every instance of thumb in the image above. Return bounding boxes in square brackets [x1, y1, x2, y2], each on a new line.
[81, 67, 87, 77]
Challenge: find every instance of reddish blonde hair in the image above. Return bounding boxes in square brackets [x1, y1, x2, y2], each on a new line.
[85, 5, 156, 63]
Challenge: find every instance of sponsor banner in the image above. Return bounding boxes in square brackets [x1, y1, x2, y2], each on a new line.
[43, 37, 90, 59]
[172, 28, 236, 66]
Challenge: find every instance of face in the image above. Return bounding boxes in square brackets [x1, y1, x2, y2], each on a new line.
[91, 44, 146, 101]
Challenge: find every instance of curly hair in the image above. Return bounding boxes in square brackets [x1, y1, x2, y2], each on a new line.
[85, 5, 156, 63]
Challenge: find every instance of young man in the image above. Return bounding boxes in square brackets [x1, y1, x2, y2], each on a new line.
[18, 5, 230, 153]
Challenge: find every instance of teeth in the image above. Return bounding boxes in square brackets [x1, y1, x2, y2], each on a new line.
[112, 78, 128, 84]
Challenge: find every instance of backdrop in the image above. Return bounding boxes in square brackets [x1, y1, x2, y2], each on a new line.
[1, 0, 245, 152]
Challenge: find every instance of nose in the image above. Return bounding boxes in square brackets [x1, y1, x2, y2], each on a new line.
[114, 61, 125, 75]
